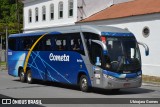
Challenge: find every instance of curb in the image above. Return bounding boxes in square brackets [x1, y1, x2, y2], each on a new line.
[142, 82, 160, 87]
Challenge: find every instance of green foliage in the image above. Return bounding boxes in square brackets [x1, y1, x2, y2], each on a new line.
[0, 0, 23, 35]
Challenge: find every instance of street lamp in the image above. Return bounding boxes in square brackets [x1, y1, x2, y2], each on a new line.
[5, 26, 8, 68]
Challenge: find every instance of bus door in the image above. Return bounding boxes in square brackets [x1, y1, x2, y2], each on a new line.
[90, 42, 103, 88]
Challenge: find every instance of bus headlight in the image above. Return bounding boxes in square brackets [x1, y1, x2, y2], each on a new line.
[138, 75, 142, 78]
[103, 74, 114, 79]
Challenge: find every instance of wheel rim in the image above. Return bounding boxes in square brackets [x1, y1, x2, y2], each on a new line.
[27, 72, 31, 82]
[20, 72, 24, 80]
[81, 78, 87, 89]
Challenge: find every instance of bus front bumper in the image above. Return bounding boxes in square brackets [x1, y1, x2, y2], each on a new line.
[102, 74, 142, 89]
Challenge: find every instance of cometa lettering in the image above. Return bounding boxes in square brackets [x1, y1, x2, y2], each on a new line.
[49, 53, 70, 62]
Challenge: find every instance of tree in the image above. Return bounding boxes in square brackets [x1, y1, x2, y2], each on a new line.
[0, 0, 23, 34]
[0, 0, 23, 49]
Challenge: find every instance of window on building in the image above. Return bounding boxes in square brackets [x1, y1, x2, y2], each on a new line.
[50, 4, 54, 20]
[59, 2, 63, 19]
[29, 9, 32, 23]
[68, 0, 73, 17]
[42, 6, 46, 21]
[143, 26, 150, 38]
[35, 7, 39, 22]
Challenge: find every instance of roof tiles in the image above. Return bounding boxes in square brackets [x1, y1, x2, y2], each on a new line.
[80, 0, 160, 22]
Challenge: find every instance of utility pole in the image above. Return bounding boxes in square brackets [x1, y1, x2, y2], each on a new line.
[0, 34, 2, 67]
[16, 0, 20, 33]
[5, 26, 8, 68]
[0, 34, 2, 51]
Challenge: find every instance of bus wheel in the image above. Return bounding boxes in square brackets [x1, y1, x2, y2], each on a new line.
[19, 69, 26, 82]
[80, 75, 89, 92]
[26, 70, 33, 84]
[111, 89, 120, 93]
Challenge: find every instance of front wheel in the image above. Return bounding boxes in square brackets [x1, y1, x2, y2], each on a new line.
[79, 75, 90, 92]
[26, 70, 33, 84]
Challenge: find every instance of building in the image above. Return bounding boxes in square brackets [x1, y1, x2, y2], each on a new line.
[78, 0, 160, 77]
[21, 0, 132, 33]
[21, 0, 160, 77]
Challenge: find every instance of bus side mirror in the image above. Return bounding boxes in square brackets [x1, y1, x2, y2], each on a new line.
[138, 42, 149, 56]
[91, 40, 108, 55]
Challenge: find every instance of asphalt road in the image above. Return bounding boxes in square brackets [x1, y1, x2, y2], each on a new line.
[0, 71, 160, 107]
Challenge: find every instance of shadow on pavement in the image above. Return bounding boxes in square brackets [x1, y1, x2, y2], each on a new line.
[13, 79, 155, 96]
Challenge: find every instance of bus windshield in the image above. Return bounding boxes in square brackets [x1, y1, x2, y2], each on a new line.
[105, 37, 141, 73]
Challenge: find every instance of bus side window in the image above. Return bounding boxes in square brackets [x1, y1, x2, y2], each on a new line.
[83, 32, 100, 64]
[23, 37, 32, 51]
[8, 38, 16, 51]
[91, 42, 103, 66]
[69, 33, 85, 55]
[54, 35, 67, 51]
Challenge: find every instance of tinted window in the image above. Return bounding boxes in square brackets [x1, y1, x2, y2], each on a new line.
[8, 36, 36, 51]
[8, 38, 16, 51]
[34, 35, 54, 51]
[54, 33, 85, 55]
[69, 33, 85, 55]
[83, 32, 100, 63]
[8, 33, 85, 55]
[54, 35, 67, 51]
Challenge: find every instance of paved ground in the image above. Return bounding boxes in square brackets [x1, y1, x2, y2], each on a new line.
[0, 71, 160, 107]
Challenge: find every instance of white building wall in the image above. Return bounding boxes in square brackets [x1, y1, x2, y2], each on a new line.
[23, 0, 77, 33]
[114, 0, 133, 4]
[23, 0, 133, 33]
[77, 0, 113, 21]
[77, 0, 133, 21]
[78, 14, 160, 77]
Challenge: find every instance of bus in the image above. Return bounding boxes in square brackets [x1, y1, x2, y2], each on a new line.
[8, 25, 149, 92]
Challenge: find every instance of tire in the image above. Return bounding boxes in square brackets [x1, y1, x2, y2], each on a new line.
[19, 69, 26, 82]
[79, 75, 89, 92]
[111, 89, 120, 93]
[26, 70, 33, 84]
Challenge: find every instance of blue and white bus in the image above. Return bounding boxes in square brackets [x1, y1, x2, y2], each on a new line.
[8, 25, 149, 92]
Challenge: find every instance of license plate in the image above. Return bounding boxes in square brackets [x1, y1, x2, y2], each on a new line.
[123, 83, 130, 87]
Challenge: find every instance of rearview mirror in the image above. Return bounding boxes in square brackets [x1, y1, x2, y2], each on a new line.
[138, 42, 149, 56]
[91, 40, 108, 55]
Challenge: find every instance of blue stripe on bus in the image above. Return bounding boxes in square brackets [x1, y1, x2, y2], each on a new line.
[103, 70, 141, 78]
[101, 32, 134, 37]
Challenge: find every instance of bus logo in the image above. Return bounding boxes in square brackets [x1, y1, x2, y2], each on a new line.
[49, 53, 70, 62]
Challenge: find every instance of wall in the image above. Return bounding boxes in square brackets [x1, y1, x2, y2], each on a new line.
[23, 0, 133, 33]
[77, 0, 133, 21]
[23, 0, 77, 33]
[78, 13, 160, 77]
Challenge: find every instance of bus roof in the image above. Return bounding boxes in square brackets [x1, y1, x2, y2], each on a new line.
[9, 25, 132, 38]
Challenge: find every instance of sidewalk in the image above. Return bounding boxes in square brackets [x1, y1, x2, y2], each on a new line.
[0, 65, 7, 72]
[142, 82, 160, 87]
